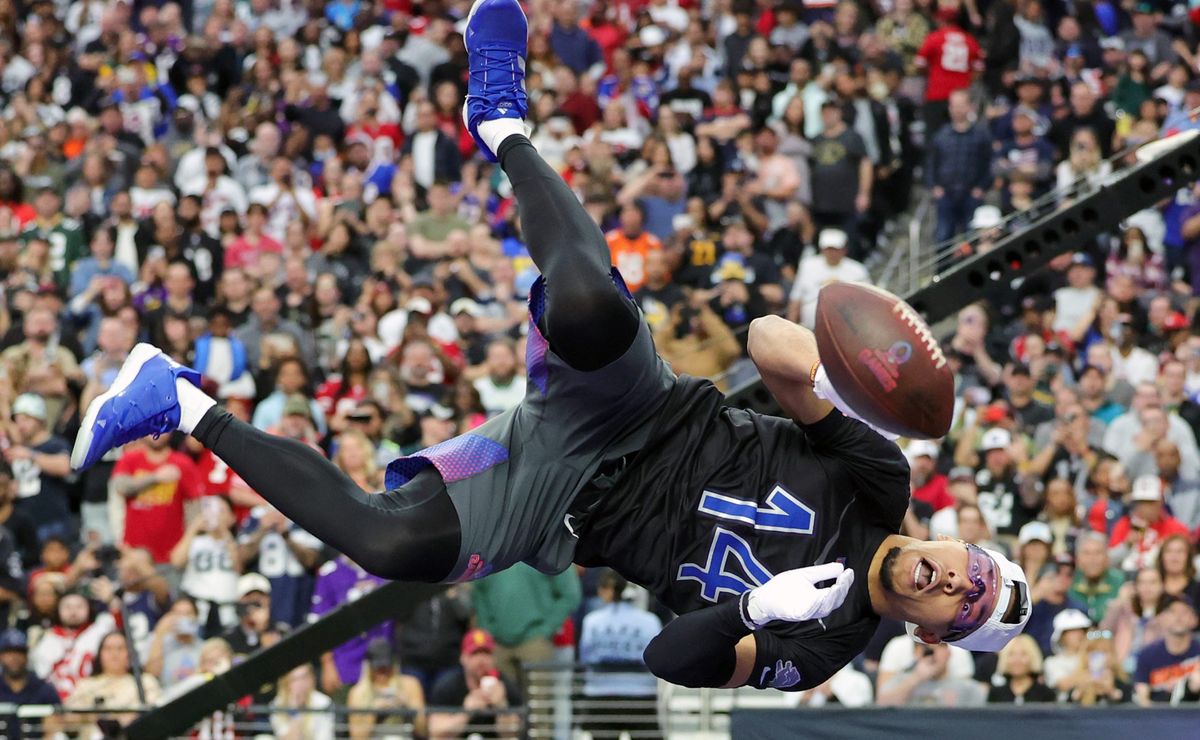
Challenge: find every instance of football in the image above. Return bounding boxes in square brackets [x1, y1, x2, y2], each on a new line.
[814, 282, 954, 439]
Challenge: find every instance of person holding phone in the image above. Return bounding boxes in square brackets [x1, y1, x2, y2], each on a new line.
[428, 629, 522, 740]
[248, 157, 316, 243]
[1066, 629, 1132, 705]
[170, 496, 241, 635]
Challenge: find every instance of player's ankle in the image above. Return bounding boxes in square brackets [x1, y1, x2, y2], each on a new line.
[477, 118, 529, 158]
[176, 379, 216, 435]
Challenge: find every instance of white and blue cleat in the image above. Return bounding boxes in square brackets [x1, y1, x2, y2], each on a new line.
[462, 0, 529, 162]
[71, 343, 200, 471]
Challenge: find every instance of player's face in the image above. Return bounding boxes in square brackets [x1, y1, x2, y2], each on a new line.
[880, 538, 999, 642]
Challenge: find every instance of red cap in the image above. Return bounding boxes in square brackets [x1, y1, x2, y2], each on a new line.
[1164, 311, 1189, 331]
[461, 628, 496, 655]
[981, 404, 1009, 425]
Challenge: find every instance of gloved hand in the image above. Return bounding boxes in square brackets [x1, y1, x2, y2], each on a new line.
[811, 364, 900, 441]
[744, 562, 855, 628]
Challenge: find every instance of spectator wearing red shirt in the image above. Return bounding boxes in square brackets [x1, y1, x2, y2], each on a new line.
[1109, 476, 1190, 573]
[906, 439, 954, 511]
[112, 435, 202, 564]
[916, 0, 981, 137]
[223, 203, 283, 273]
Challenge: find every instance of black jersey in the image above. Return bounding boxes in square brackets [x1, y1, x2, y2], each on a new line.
[576, 376, 910, 691]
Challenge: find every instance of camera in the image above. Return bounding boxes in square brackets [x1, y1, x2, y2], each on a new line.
[675, 306, 698, 340]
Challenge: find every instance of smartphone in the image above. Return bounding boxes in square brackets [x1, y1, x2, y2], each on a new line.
[1088, 651, 1105, 679]
[202, 497, 220, 530]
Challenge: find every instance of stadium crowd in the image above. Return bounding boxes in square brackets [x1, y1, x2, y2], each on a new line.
[0, 0, 1198, 735]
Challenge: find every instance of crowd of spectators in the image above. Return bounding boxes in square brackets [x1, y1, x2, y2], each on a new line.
[0, 0, 1197, 735]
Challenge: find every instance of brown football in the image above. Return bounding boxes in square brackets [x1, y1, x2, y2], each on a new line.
[814, 282, 954, 439]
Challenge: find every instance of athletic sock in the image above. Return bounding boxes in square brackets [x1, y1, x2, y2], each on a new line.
[477, 118, 529, 158]
[176, 379, 216, 435]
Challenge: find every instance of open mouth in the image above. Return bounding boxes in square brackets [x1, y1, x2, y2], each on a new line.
[913, 557, 940, 593]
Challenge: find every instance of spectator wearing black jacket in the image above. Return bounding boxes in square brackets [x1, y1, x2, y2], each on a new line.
[402, 102, 464, 192]
[928, 90, 994, 245]
[1050, 81, 1116, 158]
[394, 587, 473, 697]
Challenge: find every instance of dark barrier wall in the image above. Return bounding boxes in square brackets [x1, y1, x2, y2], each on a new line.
[730, 707, 1200, 740]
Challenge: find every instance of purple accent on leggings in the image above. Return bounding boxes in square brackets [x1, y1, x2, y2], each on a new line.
[526, 276, 550, 394]
[523, 267, 632, 395]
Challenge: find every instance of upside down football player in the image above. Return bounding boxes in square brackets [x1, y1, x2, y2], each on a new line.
[71, 0, 1029, 692]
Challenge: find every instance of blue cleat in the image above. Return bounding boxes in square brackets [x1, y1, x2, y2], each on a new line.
[71, 343, 201, 471]
[462, 0, 528, 162]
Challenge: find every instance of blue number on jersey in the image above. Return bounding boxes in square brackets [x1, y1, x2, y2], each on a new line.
[677, 527, 775, 602]
[698, 484, 815, 534]
[677, 484, 816, 602]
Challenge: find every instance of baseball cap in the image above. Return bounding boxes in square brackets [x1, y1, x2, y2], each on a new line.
[406, 297, 434, 315]
[819, 228, 848, 249]
[905, 439, 940, 462]
[1070, 252, 1094, 268]
[979, 427, 1012, 452]
[1133, 1, 1154, 13]
[981, 403, 1010, 426]
[712, 254, 749, 284]
[672, 213, 696, 232]
[237, 573, 272, 599]
[1162, 593, 1197, 614]
[1041, 553, 1075, 578]
[366, 637, 394, 669]
[0, 628, 28, 652]
[949, 466, 975, 482]
[449, 298, 483, 318]
[970, 205, 1003, 230]
[906, 543, 1031, 652]
[461, 628, 496, 655]
[1051, 608, 1092, 647]
[1164, 311, 1189, 331]
[420, 403, 455, 421]
[638, 25, 667, 47]
[1018, 520, 1053, 546]
[12, 393, 47, 421]
[1100, 37, 1125, 51]
[282, 394, 312, 420]
[1131, 474, 1163, 502]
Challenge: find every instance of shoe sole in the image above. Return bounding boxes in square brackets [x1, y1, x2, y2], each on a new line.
[71, 343, 165, 470]
[464, 0, 527, 53]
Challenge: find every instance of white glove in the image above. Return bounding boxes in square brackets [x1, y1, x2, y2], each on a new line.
[744, 562, 856, 628]
[812, 364, 900, 441]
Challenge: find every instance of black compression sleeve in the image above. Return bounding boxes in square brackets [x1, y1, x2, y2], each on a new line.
[642, 595, 755, 688]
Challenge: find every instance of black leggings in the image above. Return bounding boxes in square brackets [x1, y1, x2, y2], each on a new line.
[497, 135, 639, 369]
[193, 136, 638, 581]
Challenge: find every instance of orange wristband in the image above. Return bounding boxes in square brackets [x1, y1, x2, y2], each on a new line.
[809, 360, 821, 386]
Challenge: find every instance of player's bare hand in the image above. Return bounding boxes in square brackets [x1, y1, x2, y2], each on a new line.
[745, 562, 855, 627]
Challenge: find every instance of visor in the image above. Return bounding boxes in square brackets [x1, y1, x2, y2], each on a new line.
[906, 544, 1031, 652]
[944, 543, 999, 640]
